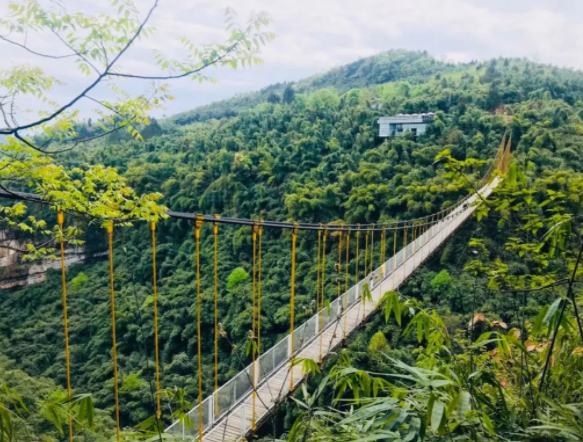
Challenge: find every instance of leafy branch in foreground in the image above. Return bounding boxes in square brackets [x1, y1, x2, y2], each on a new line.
[0, 0, 274, 259]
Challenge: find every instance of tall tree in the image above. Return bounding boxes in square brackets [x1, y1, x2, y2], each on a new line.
[283, 84, 296, 103]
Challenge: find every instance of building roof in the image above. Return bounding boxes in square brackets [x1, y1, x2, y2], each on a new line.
[378, 113, 435, 124]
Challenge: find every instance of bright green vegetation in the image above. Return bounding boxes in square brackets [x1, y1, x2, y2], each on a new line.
[4, 47, 583, 440]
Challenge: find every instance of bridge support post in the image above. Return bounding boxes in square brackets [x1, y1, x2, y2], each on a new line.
[209, 395, 214, 428]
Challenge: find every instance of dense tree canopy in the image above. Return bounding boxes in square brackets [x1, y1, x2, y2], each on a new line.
[4, 49, 583, 440]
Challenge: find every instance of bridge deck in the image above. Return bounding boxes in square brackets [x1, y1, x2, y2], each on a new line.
[169, 179, 499, 442]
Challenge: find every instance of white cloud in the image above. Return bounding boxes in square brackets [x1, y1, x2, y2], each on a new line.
[2, 0, 583, 120]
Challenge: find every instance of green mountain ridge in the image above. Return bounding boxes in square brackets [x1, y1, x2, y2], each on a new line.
[167, 49, 462, 126]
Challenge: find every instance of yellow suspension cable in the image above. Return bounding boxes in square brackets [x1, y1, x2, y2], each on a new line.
[403, 223, 408, 263]
[370, 225, 375, 278]
[213, 215, 220, 415]
[289, 223, 298, 391]
[315, 229, 321, 341]
[194, 216, 204, 442]
[422, 223, 427, 261]
[430, 214, 434, 239]
[355, 226, 360, 294]
[379, 228, 385, 297]
[425, 223, 429, 260]
[354, 224, 362, 320]
[343, 230, 350, 339]
[57, 211, 73, 442]
[392, 227, 397, 289]
[364, 229, 369, 278]
[381, 229, 386, 269]
[336, 229, 342, 335]
[412, 223, 417, 268]
[151, 221, 162, 421]
[504, 136, 512, 173]
[258, 223, 263, 355]
[107, 221, 121, 442]
[337, 229, 342, 298]
[319, 229, 327, 363]
[251, 223, 258, 430]
[363, 229, 369, 321]
[421, 223, 424, 259]
[417, 225, 425, 258]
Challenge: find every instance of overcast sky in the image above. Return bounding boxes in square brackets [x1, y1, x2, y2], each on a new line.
[2, 0, 583, 120]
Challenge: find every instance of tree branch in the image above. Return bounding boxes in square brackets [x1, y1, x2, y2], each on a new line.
[107, 39, 242, 80]
[50, 29, 101, 75]
[14, 132, 45, 153]
[0, 33, 85, 59]
[0, 238, 55, 254]
[43, 125, 126, 154]
[0, 0, 160, 136]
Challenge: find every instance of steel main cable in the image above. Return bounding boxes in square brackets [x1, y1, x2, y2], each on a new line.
[7, 144, 514, 235]
[57, 211, 74, 442]
[0, 188, 471, 232]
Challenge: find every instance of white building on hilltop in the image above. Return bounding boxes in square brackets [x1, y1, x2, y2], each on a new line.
[378, 113, 435, 137]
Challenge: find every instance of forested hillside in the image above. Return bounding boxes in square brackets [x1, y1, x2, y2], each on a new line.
[3, 49, 583, 440]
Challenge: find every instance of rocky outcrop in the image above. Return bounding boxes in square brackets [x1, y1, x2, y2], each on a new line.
[0, 237, 104, 289]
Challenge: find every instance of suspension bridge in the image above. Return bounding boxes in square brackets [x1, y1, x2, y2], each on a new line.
[0, 140, 510, 442]
[166, 177, 502, 442]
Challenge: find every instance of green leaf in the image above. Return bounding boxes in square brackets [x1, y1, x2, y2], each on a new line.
[543, 298, 562, 327]
[446, 391, 460, 417]
[426, 393, 435, 427]
[457, 390, 471, 418]
[482, 411, 495, 435]
[431, 400, 445, 434]
[392, 292, 401, 326]
[533, 304, 549, 335]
